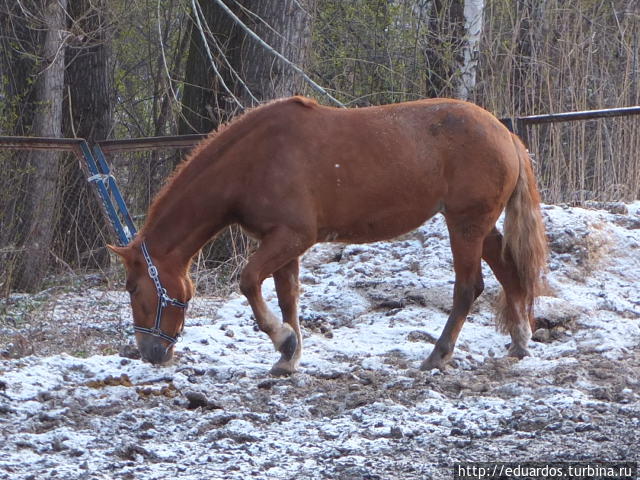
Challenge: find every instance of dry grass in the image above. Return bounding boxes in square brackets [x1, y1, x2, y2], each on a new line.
[192, 226, 255, 296]
[477, 0, 640, 203]
[0, 284, 129, 360]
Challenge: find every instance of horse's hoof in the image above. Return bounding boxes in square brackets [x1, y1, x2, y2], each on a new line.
[421, 344, 452, 371]
[420, 355, 447, 371]
[507, 344, 530, 359]
[277, 329, 298, 361]
[270, 359, 297, 377]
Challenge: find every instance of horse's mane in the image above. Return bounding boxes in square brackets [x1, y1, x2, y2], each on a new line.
[141, 96, 318, 233]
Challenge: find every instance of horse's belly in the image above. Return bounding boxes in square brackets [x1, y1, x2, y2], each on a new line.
[320, 203, 440, 244]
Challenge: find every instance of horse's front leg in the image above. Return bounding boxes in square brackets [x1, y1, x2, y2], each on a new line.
[239, 227, 310, 375]
[271, 258, 302, 375]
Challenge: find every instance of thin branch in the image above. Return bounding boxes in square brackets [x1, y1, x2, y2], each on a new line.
[190, 0, 244, 111]
[14, 0, 40, 25]
[194, 0, 260, 105]
[290, 0, 312, 17]
[67, 84, 77, 137]
[211, 0, 345, 108]
[156, 0, 180, 107]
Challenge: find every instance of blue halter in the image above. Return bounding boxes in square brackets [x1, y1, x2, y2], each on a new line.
[133, 241, 188, 345]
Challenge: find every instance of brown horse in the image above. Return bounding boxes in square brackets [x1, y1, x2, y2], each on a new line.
[109, 96, 547, 375]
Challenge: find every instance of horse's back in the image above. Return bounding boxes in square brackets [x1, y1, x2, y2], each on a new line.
[281, 99, 519, 241]
[235, 97, 521, 243]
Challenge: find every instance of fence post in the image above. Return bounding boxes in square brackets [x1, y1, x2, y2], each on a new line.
[78, 141, 133, 246]
[92, 144, 137, 242]
[515, 118, 530, 148]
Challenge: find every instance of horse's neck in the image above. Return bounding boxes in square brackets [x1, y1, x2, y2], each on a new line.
[144, 199, 228, 265]
[142, 159, 230, 264]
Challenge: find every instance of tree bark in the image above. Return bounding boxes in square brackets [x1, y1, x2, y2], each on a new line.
[59, 0, 113, 268]
[178, 0, 316, 135]
[456, 0, 485, 100]
[235, 0, 315, 103]
[178, 0, 229, 135]
[425, 0, 465, 97]
[12, 0, 68, 292]
[0, 1, 40, 136]
[0, 1, 40, 254]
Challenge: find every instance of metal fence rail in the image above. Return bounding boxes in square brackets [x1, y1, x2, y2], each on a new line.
[0, 136, 85, 152]
[0, 137, 136, 247]
[98, 134, 207, 154]
[517, 105, 640, 127]
[503, 106, 640, 202]
[502, 106, 640, 138]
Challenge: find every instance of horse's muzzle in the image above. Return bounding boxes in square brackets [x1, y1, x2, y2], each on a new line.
[137, 336, 174, 365]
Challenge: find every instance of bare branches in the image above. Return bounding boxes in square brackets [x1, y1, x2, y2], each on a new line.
[211, 0, 345, 107]
[190, 0, 244, 111]
[191, 0, 260, 106]
[156, 0, 181, 110]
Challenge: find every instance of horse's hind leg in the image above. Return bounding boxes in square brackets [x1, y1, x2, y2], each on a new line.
[473, 269, 485, 300]
[481, 227, 532, 358]
[239, 227, 311, 375]
[421, 225, 484, 371]
[272, 258, 303, 375]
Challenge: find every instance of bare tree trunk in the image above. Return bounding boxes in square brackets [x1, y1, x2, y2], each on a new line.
[456, 0, 485, 100]
[178, 0, 230, 135]
[59, 0, 113, 269]
[12, 0, 68, 292]
[0, 1, 39, 254]
[0, 1, 39, 136]
[236, 0, 316, 103]
[425, 0, 465, 97]
[179, 0, 316, 135]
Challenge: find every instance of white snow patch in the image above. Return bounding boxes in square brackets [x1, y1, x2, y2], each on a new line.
[1, 202, 639, 478]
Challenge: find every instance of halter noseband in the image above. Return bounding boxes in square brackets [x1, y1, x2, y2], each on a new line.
[133, 241, 188, 345]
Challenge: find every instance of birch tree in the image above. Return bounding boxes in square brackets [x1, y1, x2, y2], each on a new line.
[456, 0, 485, 100]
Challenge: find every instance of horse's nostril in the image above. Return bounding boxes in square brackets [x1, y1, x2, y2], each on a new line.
[138, 337, 173, 365]
[151, 343, 167, 363]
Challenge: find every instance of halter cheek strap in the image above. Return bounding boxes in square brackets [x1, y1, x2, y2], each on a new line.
[133, 241, 188, 345]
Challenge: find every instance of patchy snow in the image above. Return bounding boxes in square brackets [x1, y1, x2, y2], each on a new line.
[1, 203, 640, 479]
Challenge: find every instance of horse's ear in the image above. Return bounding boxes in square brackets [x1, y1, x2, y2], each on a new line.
[107, 244, 131, 261]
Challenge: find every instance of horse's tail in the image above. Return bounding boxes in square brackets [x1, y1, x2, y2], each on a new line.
[497, 134, 548, 333]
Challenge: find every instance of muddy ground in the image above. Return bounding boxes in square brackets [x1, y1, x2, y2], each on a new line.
[1, 203, 639, 479]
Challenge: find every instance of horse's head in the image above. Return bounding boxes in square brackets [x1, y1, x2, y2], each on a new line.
[108, 242, 193, 365]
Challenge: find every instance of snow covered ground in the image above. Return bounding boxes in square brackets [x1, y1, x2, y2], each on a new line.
[1, 203, 639, 479]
